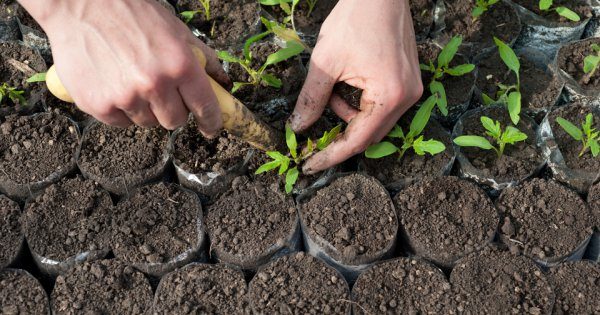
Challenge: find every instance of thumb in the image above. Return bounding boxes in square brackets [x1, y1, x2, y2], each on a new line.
[290, 61, 336, 132]
[187, 35, 231, 88]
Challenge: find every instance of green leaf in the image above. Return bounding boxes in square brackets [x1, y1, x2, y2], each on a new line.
[507, 91, 521, 125]
[180, 11, 197, 23]
[583, 55, 600, 74]
[419, 63, 431, 71]
[26, 72, 46, 83]
[261, 73, 282, 88]
[264, 40, 304, 67]
[285, 167, 299, 194]
[585, 113, 594, 131]
[429, 81, 447, 116]
[590, 139, 600, 157]
[286, 124, 297, 159]
[481, 116, 500, 138]
[267, 151, 287, 161]
[231, 82, 249, 93]
[539, 0, 552, 10]
[445, 64, 475, 76]
[259, 0, 285, 5]
[438, 36, 462, 68]
[494, 37, 520, 75]
[388, 125, 404, 139]
[454, 135, 494, 150]
[482, 93, 496, 105]
[317, 125, 342, 151]
[501, 126, 528, 144]
[243, 31, 271, 62]
[279, 157, 290, 175]
[413, 136, 446, 156]
[472, 6, 485, 18]
[556, 117, 583, 141]
[556, 7, 580, 22]
[592, 44, 600, 52]
[408, 94, 436, 138]
[365, 142, 399, 159]
[217, 50, 242, 63]
[255, 160, 281, 174]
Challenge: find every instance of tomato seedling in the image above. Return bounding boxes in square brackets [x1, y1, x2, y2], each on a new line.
[180, 0, 211, 23]
[26, 72, 46, 83]
[454, 116, 528, 157]
[472, 0, 500, 20]
[583, 43, 600, 84]
[556, 113, 600, 157]
[420, 36, 475, 116]
[482, 37, 522, 126]
[538, 0, 580, 22]
[365, 95, 445, 159]
[255, 124, 341, 194]
[0, 83, 26, 105]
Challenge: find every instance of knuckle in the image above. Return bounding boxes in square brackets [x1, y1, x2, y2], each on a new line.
[136, 72, 164, 96]
[161, 113, 189, 130]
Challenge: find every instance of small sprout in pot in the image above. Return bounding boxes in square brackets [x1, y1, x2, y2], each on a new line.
[0, 83, 26, 105]
[538, 0, 580, 22]
[472, 0, 500, 20]
[26, 72, 46, 83]
[556, 113, 600, 158]
[180, 0, 210, 23]
[454, 116, 528, 158]
[419, 36, 475, 116]
[582, 44, 600, 84]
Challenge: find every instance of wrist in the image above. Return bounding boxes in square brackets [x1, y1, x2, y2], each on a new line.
[17, 0, 63, 28]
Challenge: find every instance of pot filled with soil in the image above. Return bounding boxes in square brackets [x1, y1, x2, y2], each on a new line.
[453, 105, 544, 192]
[437, 0, 522, 58]
[0, 195, 23, 269]
[0, 41, 46, 116]
[411, 0, 436, 42]
[0, 112, 79, 201]
[77, 122, 169, 195]
[556, 37, 600, 100]
[449, 246, 555, 314]
[0, 269, 50, 315]
[248, 252, 351, 314]
[352, 257, 452, 314]
[393, 176, 498, 268]
[540, 102, 600, 193]
[496, 178, 595, 267]
[586, 181, 600, 262]
[10, 2, 51, 62]
[51, 259, 153, 314]
[22, 176, 112, 277]
[153, 263, 249, 314]
[547, 260, 600, 314]
[297, 173, 398, 282]
[43, 94, 91, 127]
[111, 182, 206, 277]
[205, 176, 299, 271]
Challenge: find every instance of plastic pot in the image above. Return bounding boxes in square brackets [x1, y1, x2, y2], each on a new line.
[556, 38, 600, 101]
[16, 17, 50, 64]
[0, 195, 25, 270]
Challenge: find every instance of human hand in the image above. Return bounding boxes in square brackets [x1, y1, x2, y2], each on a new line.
[290, 0, 423, 174]
[19, 0, 230, 136]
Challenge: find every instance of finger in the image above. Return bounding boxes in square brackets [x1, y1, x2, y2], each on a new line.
[290, 61, 336, 132]
[329, 93, 359, 123]
[84, 106, 132, 128]
[187, 35, 231, 88]
[178, 66, 222, 137]
[148, 88, 189, 130]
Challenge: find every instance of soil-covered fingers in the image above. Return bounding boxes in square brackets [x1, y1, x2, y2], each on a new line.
[178, 65, 222, 138]
[187, 36, 231, 88]
[291, 61, 337, 132]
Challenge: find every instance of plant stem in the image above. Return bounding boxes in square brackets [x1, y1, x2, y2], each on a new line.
[579, 143, 589, 157]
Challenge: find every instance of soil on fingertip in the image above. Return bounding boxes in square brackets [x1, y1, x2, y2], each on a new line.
[547, 261, 600, 314]
[393, 176, 498, 267]
[557, 38, 600, 90]
[0, 196, 22, 269]
[153, 264, 249, 314]
[299, 173, 397, 265]
[23, 176, 112, 262]
[248, 252, 350, 314]
[0, 270, 49, 315]
[548, 102, 600, 172]
[205, 176, 297, 268]
[496, 178, 595, 262]
[410, 0, 435, 41]
[51, 260, 153, 315]
[512, 0, 592, 24]
[0, 42, 47, 112]
[352, 258, 451, 314]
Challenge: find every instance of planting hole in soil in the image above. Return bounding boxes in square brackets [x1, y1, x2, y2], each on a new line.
[0, 195, 22, 269]
[393, 176, 498, 268]
[205, 176, 299, 270]
[44, 95, 90, 126]
[557, 37, 600, 98]
[153, 263, 248, 314]
[352, 257, 451, 314]
[547, 261, 600, 314]
[496, 178, 595, 266]
[248, 252, 351, 314]
[23, 176, 112, 276]
[0, 269, 49, 315]
[51, 259, 153, 314]
[77, 122, 169, 195]
[112, 182, 205, 277]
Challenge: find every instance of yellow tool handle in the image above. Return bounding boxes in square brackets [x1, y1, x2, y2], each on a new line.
[46, 46, 278, 151]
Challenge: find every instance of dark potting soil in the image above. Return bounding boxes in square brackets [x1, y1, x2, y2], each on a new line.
[112, 182, 202, 265]
[393, 176, 498, 267]
[457, 106, 541, 181]
[587, 182, 600, 229]
[449, 247, 555, 314]
[153, 264, 249, 314]
[0, 113, 78, 184]
[0, 269, 49, 315]
[205, 176, 296, 267]
[547, 261, 600, 314]
[548, 102, 600, 171]
[51, 259, 153, 314]
[248, 252, 350, 314]
[23, 176, 112, 262]
[0, 41, 46, 111]
[333, 82, 361, 110]
[45, 96, 90, 124]
[512, 0, 592, 24]
[264, 0, 338, 36]
[496, 178, 595, 262]
[476, 51, 562, 112]
[442, 0, 521, 53]
[299, 173, 397, 265]
[0, 1, 44, 34]
[410, 0, 435, 40]
[557, 38, 600, 90]
[78, 123, 168, 180]
[361, 117, 453, 187]
[176, 0, 260, 50]
[0, 196, 21, 269]
[352, 258, 451, 314]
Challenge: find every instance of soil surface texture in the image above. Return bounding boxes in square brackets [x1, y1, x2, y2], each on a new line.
[513, 0, 592, 24]
[548, 102, 600, 172]
[45, 96, 90, 124]
[0, 269, 49, 315]
[557, 38, 600, 91]
[264, 0, 338, 36]
[547, 261, 600, 314]
[449, 247, 555, 314]
[153, 264, 248, 314]
[0, 196, 21, 269]
[333, 82, 361, 110]
[299, 173, 397, 265]
[0, 42, 46, 111]
[587, 182, 600, 228]
[410, 0, 435, 40]
[205, 176, 297, 268]
[23, 176, 112, 262]
[394, 176, 498, 267]
[51, 259, 153, 314]
[248, 252, 350, 314]
[352, 258, 451, 314]
[496, 179, 595, 262]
